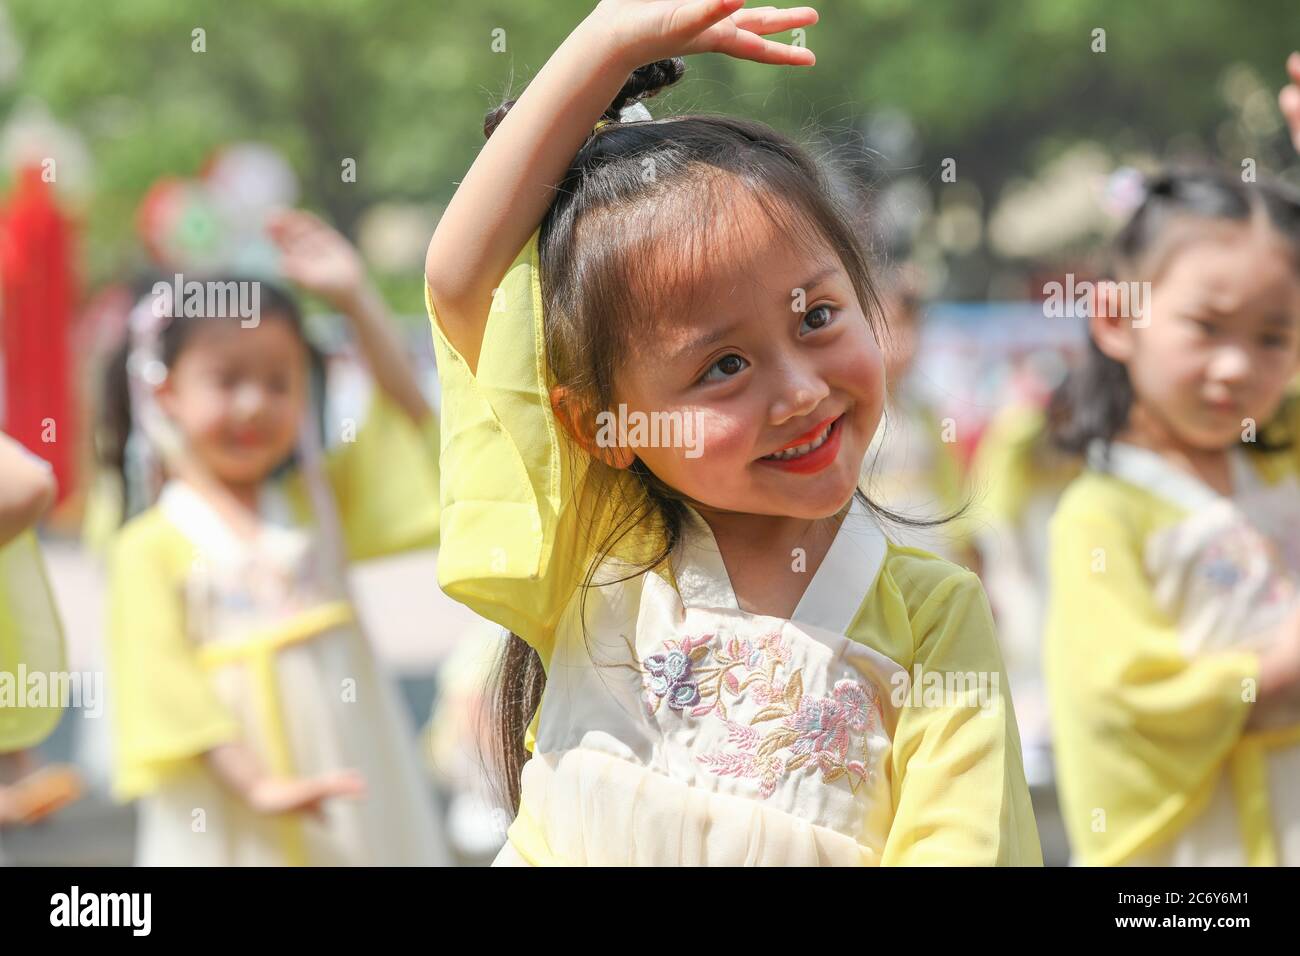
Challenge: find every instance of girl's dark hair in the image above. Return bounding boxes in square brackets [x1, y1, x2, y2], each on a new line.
[482, 59, 965, 813]
[1049, 168, 1300, 460]
[98, 277, 326, 523]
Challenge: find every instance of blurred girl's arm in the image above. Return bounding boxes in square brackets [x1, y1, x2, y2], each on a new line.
[269, 209, 431, 424]
[204, 742, 365, 817]
[0, 434, 55, 547]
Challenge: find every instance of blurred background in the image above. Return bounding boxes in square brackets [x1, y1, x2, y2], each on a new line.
[1, 0, 1299, 866]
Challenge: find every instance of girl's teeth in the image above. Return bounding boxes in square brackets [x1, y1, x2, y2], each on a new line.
[764, 421, 834, 460]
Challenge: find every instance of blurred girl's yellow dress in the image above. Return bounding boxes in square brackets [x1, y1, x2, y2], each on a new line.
[0, 529, 65, 751]
[107, 393, 448, 866]
[1047, 410, 1300, 866]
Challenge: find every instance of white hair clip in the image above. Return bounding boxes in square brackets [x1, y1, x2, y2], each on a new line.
[619, 101, 653, 123]
[1103, 166, 1147, 219]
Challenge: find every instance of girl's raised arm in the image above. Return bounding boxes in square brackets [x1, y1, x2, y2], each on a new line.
[424, 0, 818, 372]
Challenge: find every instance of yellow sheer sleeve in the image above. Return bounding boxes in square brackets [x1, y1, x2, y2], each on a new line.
[424, 230, 628, 658]
[0, 530, 65, 751]
[106, 515, 239, 799]
[320, 389, 442, 563]
[1256, 388, 1300, 484]
[970, 405, 1042, 528]
[925, 404, 978, 548]
[1044, 486, 1259, 865]
[881, 568, 1043, 865]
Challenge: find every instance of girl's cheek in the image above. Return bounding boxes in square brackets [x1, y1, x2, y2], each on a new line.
[838, 338, 885, 407]
[643, 407, 751, 479]
[692, 408, 755, 467]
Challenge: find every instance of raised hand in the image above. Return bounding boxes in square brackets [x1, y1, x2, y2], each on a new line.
[594, 0, 819, 69]
[267, 208, 368, 311]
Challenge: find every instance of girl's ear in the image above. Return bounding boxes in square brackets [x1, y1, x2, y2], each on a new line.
[153, 375, 178, 417]
[549, 385, 635, 469]
[1089, 282, 1138, 365]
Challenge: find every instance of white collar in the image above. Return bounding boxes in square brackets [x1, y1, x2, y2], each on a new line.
[671, 494, 888, 635]
[1085, 438, 1259, 511]
[157, 479, 302, 567]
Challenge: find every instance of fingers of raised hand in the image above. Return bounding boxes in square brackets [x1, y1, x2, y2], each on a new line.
[714, 27, 814, 65]
[730, 5, 818, 36]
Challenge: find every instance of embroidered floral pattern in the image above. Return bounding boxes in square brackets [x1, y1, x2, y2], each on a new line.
[643, 647, 701, 711]
[1198, 525, 1295, 608]
[636, 631, 879, 798]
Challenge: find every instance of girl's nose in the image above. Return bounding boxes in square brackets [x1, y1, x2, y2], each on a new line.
[769, 362, 830, 425]
[1208, 344, 1252, 383]
[232, 383, 268, 418]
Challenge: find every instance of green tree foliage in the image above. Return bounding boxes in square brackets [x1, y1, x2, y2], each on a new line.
[3, 0, 1297, 292]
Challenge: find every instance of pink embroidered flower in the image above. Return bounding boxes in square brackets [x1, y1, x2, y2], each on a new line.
[760, 632, 790, 663]
[787, 680, 874, 758]
[833, 680, 873, 733]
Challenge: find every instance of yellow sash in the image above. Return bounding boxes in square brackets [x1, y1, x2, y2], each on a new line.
[196, 600, 355, 866]
[1227, 723, 1300, 867]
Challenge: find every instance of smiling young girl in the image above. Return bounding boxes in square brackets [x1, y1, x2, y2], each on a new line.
[424, 0, 1039, 865]
[1045, 149, 1300, 861]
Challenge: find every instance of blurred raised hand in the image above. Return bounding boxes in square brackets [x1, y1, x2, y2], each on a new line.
[267, 208, 367, 311]
[1280, 51, 1300, 155]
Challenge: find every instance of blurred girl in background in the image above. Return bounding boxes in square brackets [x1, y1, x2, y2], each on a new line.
[99, 210, 447, 865]
[1045, 64, 1300, 863]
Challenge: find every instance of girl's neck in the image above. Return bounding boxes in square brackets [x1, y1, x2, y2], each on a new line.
[693, 502, 849, 618]
[1115, 402, 1235, 497]
[171, 462, 266, 541]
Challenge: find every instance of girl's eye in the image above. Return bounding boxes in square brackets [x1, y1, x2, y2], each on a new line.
[1261, 333, 1292, 350]
[699, 353, 749, 384]
[1192, 319, 1219, 337]
[799, 305, 834, 335]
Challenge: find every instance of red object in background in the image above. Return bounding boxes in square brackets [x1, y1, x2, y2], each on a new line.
[0, 165, 77, 504]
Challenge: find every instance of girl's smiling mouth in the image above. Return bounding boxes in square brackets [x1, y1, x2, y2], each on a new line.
[757, 414, 845, 473]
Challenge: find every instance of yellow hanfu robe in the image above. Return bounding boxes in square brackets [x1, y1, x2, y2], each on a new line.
[426, 229, 1042, 866]
[0, 529, 66, 751]
[106, 394, 448, 866]
[1046, 429, 1300, 866]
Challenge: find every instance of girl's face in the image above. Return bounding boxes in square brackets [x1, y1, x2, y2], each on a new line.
[1095, 223, 1300, 452]
[605, 201, 886, 521]
[156, 315, 308, 488]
